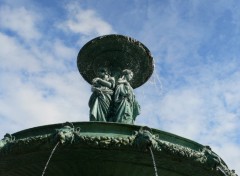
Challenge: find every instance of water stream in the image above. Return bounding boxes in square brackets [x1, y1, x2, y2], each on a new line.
[149, 146, 159, 176]
[41, 142, 60, 176]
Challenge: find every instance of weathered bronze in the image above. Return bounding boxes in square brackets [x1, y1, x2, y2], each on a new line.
[77, 34, 154, 89]
[89, 67, 115, 122]
[78, 34, 149, 124]
[0, 122, 237, 176]
[113, 69, 140, 124]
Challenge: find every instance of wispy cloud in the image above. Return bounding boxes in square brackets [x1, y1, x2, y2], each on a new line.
[0, 33, 41, 72]
[0, 5, 41, 41]
[0, 1, 102, 136]
[57, 2, 115, 44]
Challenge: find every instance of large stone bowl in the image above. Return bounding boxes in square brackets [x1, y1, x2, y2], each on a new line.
[0, 122, 235, 176]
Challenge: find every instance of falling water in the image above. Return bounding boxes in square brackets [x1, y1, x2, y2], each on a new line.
[149, 146, 159, 176]
[41, 142, 60, 176]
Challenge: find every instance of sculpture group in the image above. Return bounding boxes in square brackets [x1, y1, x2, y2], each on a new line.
[77, 35, 154, 124]
[89, 67, 140, 124]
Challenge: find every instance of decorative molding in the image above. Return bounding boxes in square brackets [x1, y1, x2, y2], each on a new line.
[0, 125, 237, 176]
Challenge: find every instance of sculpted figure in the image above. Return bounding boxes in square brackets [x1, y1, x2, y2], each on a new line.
[202, 145, 228, 172]
[113, 69, 140, 124]
[89, 67, 115, 122]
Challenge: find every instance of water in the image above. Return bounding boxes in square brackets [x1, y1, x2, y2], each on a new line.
[41, 142, 60, 176]
[149, 146, 159, 176]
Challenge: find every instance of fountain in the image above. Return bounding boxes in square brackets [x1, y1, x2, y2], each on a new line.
[0, 34, 237, 176]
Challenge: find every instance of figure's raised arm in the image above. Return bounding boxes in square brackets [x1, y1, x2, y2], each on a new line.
[97, 79, 112, 88]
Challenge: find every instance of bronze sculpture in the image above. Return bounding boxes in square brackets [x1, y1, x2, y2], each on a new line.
[77, 34, 154, 124]
[89, 68, 140, 124]
[114, 69, 140, 124]
[88, 67, 115, 122]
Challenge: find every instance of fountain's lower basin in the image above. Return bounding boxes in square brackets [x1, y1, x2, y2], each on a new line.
[0, 122, 234, 176]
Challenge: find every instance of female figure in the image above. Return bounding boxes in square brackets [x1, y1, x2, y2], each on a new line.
[88, 67, 115, 122]
[113, 69, 140, 124]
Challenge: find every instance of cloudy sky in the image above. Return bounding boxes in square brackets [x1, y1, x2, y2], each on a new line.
[0, 0, 240, 173]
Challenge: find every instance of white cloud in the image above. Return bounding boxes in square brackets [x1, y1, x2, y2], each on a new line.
[0, 5, 41, 41]
[0, 2, 92, 136]
[58, 2, 115, 39]
[52, 40, 77, 60]
[0, 33, 41, 72]
[0, 69, 90, 136]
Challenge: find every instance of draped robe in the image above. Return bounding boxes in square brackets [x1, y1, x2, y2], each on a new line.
[113, 82, 140, 124]
[89, 78, 114, 122]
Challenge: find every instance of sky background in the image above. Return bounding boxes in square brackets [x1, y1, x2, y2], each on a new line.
[0, 0, 240, 173]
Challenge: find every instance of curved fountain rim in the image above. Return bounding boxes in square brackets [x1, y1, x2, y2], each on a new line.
[11, 121, 203, 148]
[1, 121, 235, 176]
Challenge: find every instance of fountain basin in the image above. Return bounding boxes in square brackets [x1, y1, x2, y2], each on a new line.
[0, 122, 234, 176]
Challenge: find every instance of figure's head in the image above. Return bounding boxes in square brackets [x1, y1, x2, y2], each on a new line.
[122, 69, 133, 81]
[97, 67, 109, 78]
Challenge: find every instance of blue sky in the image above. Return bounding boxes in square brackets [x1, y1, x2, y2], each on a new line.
[0, 0, 240, 173]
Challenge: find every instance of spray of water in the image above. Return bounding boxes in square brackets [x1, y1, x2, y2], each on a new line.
[137, 69, 164, 103]
[41, 142, 60, 176]
[149, 146, 159, 176]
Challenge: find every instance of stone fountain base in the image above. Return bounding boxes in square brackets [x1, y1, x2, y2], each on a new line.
[0, 122, 235, 176]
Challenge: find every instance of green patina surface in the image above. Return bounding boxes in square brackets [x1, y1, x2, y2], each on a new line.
[0, 122, 236, 176]
[78, 35, 153, 124]
[77, 34, 154, 89]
